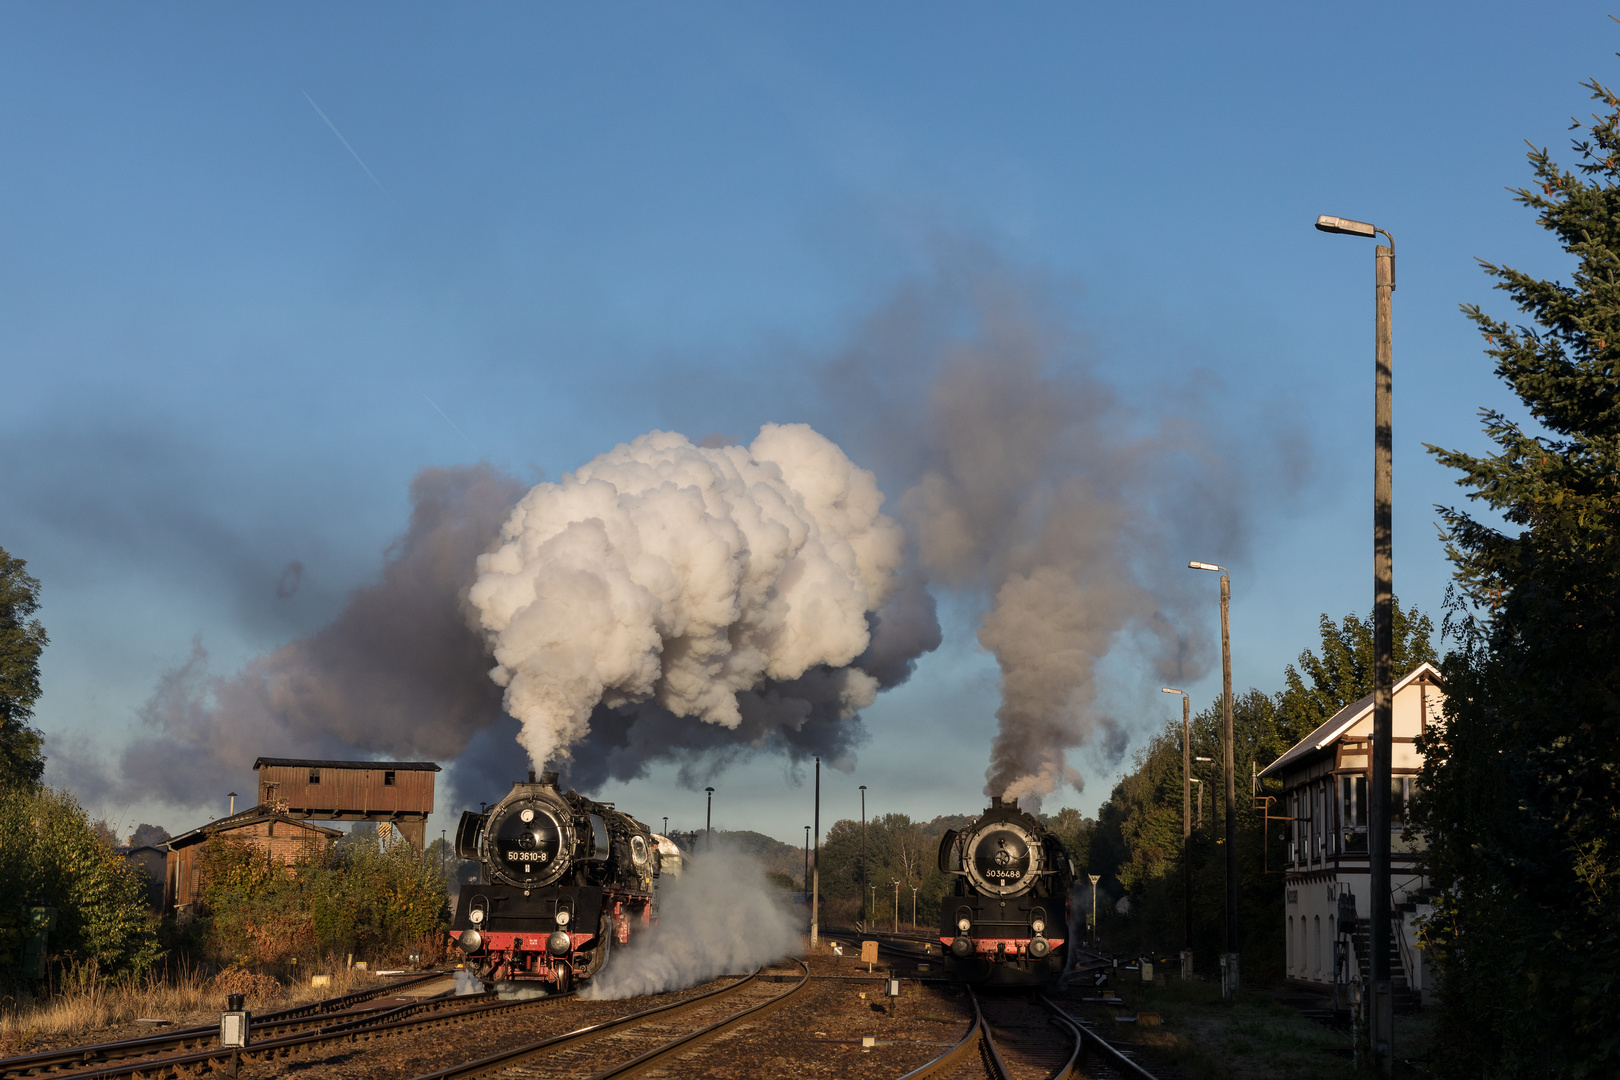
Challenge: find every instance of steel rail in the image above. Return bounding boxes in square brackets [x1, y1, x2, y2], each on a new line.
[1038, 995, 1160, 1080]
[583, 958, 810, 1079]
[892, 985, 990, 1080]
[407, 962, 804, 1080]
[0, 971, 452, 1079]
[14, 986, 574, 1080]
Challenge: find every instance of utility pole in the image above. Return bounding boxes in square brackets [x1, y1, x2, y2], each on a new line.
[705, 787, 714, 837]
[803, 825, 810, 894]
[1190, 561, 1238, 998]
[1316, 213, 1398, 1073]
[892, 880, 900, 935]
[860, 785, 868, 924]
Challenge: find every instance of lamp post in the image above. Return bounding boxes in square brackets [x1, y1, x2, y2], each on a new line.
[860, 785, 868, 924]
[1315, 212, 1397, 1072]
[1191, 777, 1205, 830]
[911, 885, 918, 929]
[663, 816, 669, 835]
[891, 881, 900, 935]
[1162, 687, 1193, 971]
[811, 758, 821, 949]
[1088, 874, 1101, 948]
[1189, 560, 1238, 998]
[803, 825, 810, 894]
[705, 787, 714, 836]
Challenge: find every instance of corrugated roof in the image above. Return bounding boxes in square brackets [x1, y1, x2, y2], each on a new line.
[252, 757, 441, 772]
[1257, 662, 1443, 781]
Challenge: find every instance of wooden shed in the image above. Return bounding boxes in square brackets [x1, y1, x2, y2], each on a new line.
[163, 806, 342, 914]
[253, 757, 439, 849]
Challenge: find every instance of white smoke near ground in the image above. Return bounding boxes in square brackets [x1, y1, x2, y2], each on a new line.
[581, 841, 802, 1000]
[469, 423, 907, 774]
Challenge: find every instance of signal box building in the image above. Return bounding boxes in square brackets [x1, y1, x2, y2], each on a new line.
[253, 758, 440, 849]
[162, 805, 342, 914]
[1257, 662, 1443, 1009]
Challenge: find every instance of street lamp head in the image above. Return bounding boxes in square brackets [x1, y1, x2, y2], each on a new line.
[1195, 756, 1213, 762]
[705, 786, 714, 794]
[1188, 561, 1223, 573]
[859, 784, 866, 791]
[1315, 214, 1376, 238]
[1161, 687, 1185, 696]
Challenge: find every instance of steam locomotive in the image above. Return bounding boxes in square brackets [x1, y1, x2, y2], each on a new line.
[936, 795, 1075, 985]
[448, 771, 674, 992]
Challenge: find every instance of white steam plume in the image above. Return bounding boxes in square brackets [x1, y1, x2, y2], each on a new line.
[470, 423, 906, 771]
[581, 841, 801, 999]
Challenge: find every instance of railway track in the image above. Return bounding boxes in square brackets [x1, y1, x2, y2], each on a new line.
[0, 976, 570, 1080]
[896, 987, 1164, 1080]
[409, 958, 810, 1080]
[0, 971, 453, 1079]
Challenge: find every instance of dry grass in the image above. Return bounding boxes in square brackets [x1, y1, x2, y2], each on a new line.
[0, 962, 388, 1055]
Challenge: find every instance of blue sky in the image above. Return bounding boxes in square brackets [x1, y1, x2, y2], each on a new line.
[2, 3, 1610, 846]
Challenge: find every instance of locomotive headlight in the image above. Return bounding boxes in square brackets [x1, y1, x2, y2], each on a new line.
[547, 931, 571, 956]
[554, 909, 571, 927]
[458, 929, 483, 952]
[1031, 918, 1045, 934]
[957, 917, 972, 932]
[1028, 937, 1051, 959]
[950, 937, 972, 958]
[469, 908, 485, 925]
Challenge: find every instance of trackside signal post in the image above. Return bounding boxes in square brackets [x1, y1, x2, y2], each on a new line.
[1315, 213, 1397, 1074]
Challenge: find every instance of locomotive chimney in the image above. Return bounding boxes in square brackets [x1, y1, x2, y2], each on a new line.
[990, 795, 1004, 809]
[528, 770, 536, 783]
[541, 771, 559, 787]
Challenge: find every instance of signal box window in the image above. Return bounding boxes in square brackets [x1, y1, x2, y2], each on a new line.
[384, 771, 396, 787]
[309, 768, 321, 784]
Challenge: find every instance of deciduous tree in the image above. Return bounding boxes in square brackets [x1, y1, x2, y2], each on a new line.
[0, 546, 48, 794]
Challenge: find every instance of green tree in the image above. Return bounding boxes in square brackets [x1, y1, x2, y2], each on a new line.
[0, 786, 161, 979]
[1416, 73, 1620, 1080]
[1274, 599, 1436, 745]
[0, 546, 48, 794]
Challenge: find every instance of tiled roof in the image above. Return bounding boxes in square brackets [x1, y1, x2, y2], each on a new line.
[1257, 662, 1443, 781]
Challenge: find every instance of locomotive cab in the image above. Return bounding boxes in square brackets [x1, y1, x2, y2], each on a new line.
[937, 795, 1075, 986]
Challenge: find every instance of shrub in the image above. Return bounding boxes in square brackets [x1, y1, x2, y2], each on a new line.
[0, 787, 161, 983]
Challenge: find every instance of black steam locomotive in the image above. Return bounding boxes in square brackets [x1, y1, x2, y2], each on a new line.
[448, 771, 668, 991]
[936, 795, 1075, 985]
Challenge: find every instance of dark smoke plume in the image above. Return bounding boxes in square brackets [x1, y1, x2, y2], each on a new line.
[822, 254, 1274, 807]
[120, 464, 524, 809]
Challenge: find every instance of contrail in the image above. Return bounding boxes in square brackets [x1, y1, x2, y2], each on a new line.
[422, 392, 480, 456]
[302, 90, 390, 197]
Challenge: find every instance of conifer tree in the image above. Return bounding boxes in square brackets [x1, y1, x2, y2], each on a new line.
[1419, 73, 1620, 1079]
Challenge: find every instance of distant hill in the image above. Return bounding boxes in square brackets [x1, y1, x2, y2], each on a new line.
[712, 829, 806, 884]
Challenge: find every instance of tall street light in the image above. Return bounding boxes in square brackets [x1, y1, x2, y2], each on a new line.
[803, 825, 810, 895]
[891, 880, 900, 935]
[1189, 560, 1238, 998]
[811, 757, 821, 949]
[859, 785, 868, 924]
[1088, 873, 1101, 947]
[705, 787, 714, 836]
[1316, 212, 1397, 1072]
[1162, 687, 1193, 971]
